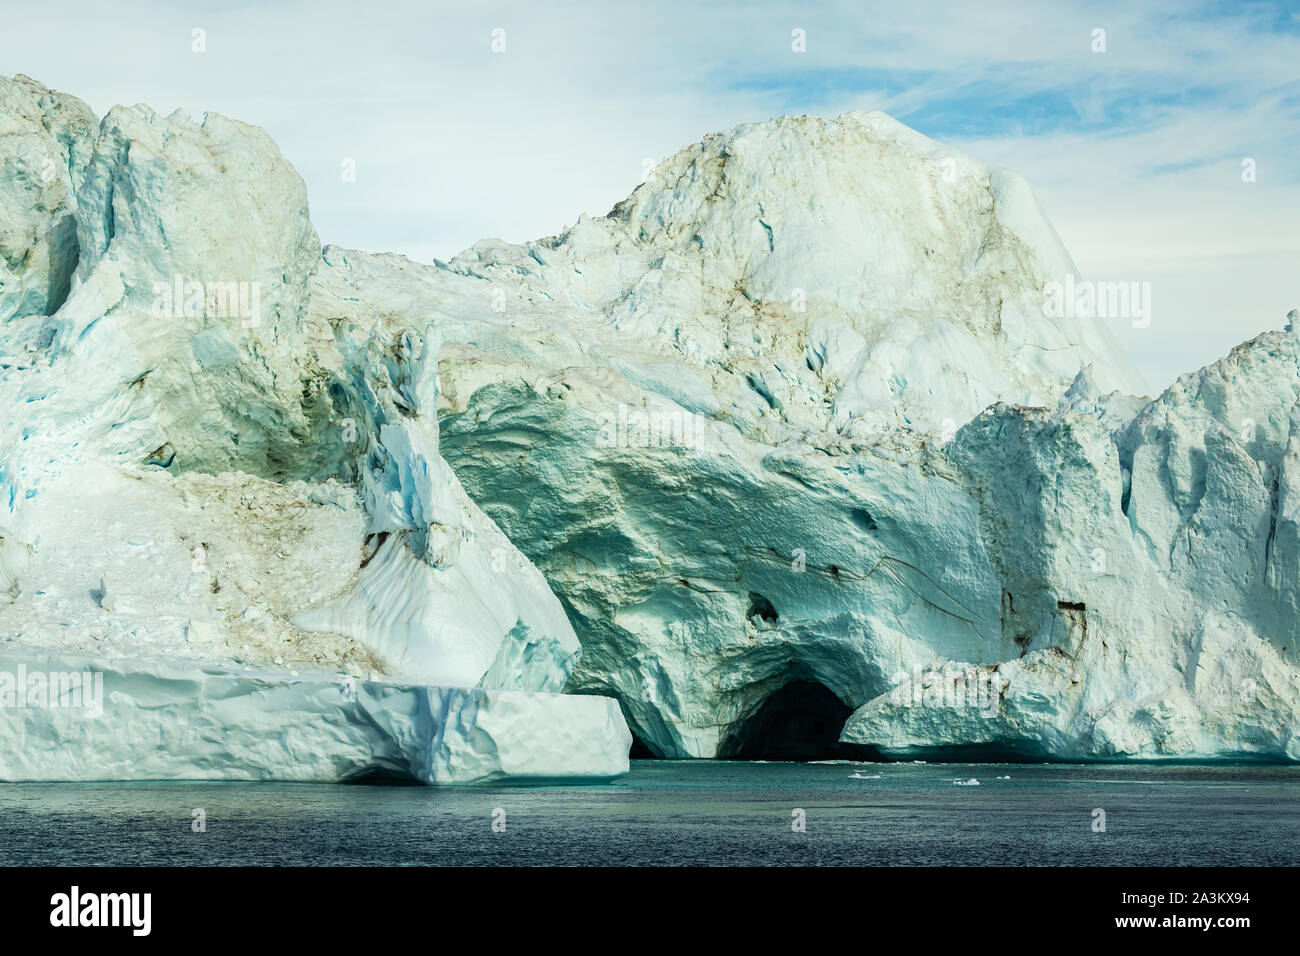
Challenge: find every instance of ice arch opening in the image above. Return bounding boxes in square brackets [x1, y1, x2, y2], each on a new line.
[718, 680, 880, 761]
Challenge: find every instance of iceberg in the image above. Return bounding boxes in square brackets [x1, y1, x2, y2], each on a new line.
[1, 74, 1295, 777]
[417, 114, 1296, 762]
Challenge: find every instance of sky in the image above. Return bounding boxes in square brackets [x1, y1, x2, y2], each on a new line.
[3, 0, 1297, 392]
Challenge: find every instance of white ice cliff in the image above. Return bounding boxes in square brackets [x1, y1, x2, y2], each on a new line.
[0, 75, 629, 783]
[1, 75, 1295, 776]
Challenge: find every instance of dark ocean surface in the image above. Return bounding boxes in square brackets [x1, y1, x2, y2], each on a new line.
[0, 761, 1295, 866]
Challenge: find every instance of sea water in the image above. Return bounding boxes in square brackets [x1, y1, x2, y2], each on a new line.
[0, 761, 1295, 866]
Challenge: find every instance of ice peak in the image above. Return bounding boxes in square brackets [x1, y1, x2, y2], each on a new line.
[1062, 365, 1102, 407]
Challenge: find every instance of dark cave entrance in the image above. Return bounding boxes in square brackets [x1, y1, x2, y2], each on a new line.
[718, 680, 881, 761]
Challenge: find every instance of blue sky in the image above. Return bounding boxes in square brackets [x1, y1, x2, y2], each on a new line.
[3, 0, 1297, 391]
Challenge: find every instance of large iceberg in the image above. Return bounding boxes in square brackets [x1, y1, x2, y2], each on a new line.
[1, 75, 1295, 778]
[413, 114, 1294, 761]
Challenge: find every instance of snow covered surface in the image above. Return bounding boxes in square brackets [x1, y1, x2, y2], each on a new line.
[1, 74, 1295, 779]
